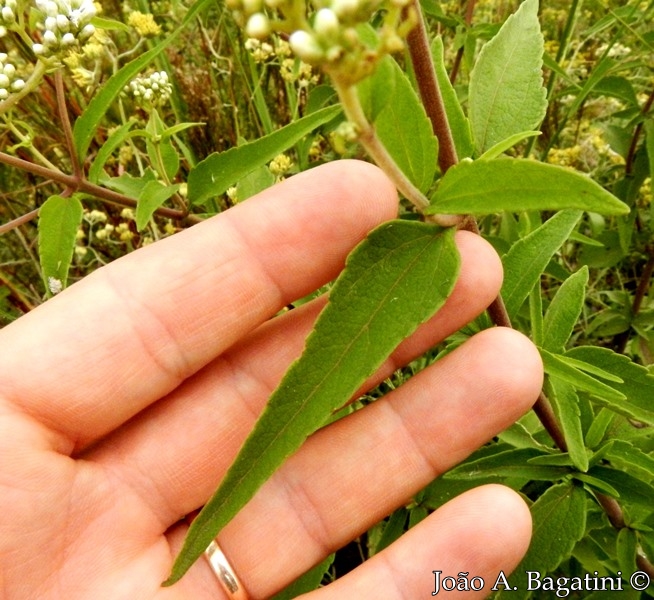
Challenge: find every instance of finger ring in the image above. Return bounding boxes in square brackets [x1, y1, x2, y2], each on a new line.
[204, 539, 249, 600]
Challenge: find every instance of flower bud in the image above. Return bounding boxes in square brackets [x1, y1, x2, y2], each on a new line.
[314, 8, 339, 38]
[331, 0, 358, 20]
[289, 30, 324, 63]
[1, 6, 15, 23]
[245, 13, 270, 39]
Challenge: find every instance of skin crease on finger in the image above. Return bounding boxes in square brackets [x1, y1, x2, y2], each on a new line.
[0, 160, 544, 599]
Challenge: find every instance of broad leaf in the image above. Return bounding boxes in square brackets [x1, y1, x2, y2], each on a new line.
[542, 266, 589, 352]
[467, 0, 547, 154]
[501, 210, 582, 318]
[431, 36, 474, 160]
[166, 221, 461, 584]
[548, 378, 588, 472]
[499, 483, 587, 600]
[73, 0, 214, 161]
[427, 158, 630, 215]
[187, 105, 340, 206]
[359, 57, 438, 193]
[136, 181, 180, 231]
[444, 447, 571, 481]
[566, 346, 654, 425]
[540, 348, 626, 402]
[38, 194, 84, 295]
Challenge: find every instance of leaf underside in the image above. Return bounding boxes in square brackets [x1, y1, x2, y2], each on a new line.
[166, 220, 461, 584]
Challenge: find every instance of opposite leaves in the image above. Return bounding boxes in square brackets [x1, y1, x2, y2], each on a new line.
[166, 220, 461, 584]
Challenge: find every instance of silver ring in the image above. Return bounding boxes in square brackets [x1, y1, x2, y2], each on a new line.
[204, 539, 249, 600]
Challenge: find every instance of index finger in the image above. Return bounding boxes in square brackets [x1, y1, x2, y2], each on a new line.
[0, 160, 397, 450]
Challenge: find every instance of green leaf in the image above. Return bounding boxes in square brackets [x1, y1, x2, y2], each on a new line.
[427, 158, 630, 215]
[235, 165, 276, 202]
[135, 181, 180, 231]
[359, 57, 438, 193]
[431, 36, 474, 160]
[540, 348, 626, 403]
[73, 0, 213, 161]
[542, 266, 589, 353]
[88, 119, 137, 184]
[501, 209, 582, 318]
[166, 221, 461, 584]
[548, 378, 588, 472]
[38, 194, 84, 295]
[586, 466, 654, 508]
[500, 483, 587, 600]
[585, 408, 615, 449]
[566, 346, 654, 426]
[187, 105, 340, 206]
[102, 169, 158, 199]
[604, 440, 654, 484]
[467, 0, 547, 154]
[477, 131, 541, 161]
[444, 447, 571, 481]
[271, 555, 334, 600]
[616, 528, 639, 575]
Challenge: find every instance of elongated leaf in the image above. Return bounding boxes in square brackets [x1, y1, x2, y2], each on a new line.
[604, 440, 654, 483]
[431, 36, 474, 160]
[88, 119, 136, 183]
[427, 158, 630, 215]
[467, 0, 547, 154]
[478, 130, 541, 161]
[587, 465, 654, 508]
[444, 447, 571, 481]
[188, 105, 340, 206]
[499, 483, 587, 600]
[548, 378, 588, 472]
[166, 221, 461, 584]
[359, 57, 438, 193]
[540, 348, 626, 402]
[565, 346, 654, 425]
[501, 210, 582, 318]
[271, 555, 334, 600]
[136, 181, 180, 231]
[542, 266, 589, 352]
[38, 194, 84, 295]
[73, 0, 214, 161]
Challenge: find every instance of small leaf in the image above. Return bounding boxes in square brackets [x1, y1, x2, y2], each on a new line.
[542, 266, 589, 353]
[38, 195, 84, 295]
[359, 57, 438, 193]
[501, 483, 587, 599]
[616, 528, 639, 575]
[477, 131, 541, 161]
[467, 0, 547, 154]
[166, 221, 461, 584]
[88, 119, 137, 183]
[135, 181, 180, 231]
[444, 447, 571, 481]
[548, 378, 588, 472]
[188, 105, 340, 206]
[431, 36, 474, 160]
[501, 210, 582, 318]
[427, 158, 630, 215]
[540, 348, 626, 402]
[566, 346, 654, 425]
[102, 169, 159, 198]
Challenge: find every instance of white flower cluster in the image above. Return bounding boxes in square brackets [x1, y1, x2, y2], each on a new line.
[32, 0, 97, 59]
[0, 0, 18, 37]
[126, 70, 172, 107]
[0, 52, 24, 99]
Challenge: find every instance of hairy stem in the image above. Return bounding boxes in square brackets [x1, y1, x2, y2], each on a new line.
[55, 71, 83, 181]
[405, 0, 458, 173]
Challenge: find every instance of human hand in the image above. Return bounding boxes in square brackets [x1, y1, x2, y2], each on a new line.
[0, 160, 542, 599]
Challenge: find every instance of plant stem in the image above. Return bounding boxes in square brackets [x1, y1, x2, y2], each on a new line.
[405, 0, 458, 173]
[55, 71, 83, 181]
[0, 150, 192, 221]
[0, 208, 39, 235]
[331, 79, 430, 212]
[449, 0, 476, 84]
